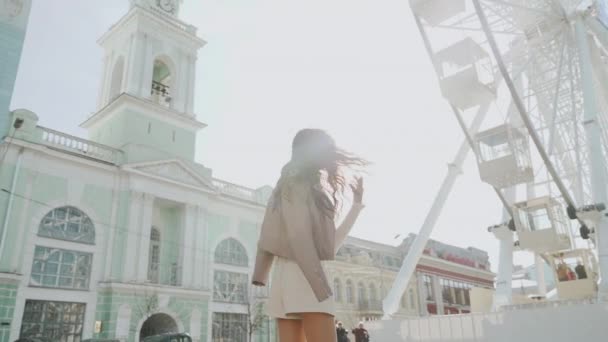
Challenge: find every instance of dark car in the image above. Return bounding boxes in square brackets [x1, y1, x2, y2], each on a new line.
[142, 333, 192, 342]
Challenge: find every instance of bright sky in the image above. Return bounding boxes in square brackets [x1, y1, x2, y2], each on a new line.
[11, 0, 533, 272]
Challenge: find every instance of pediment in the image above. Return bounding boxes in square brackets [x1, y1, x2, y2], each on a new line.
[126, 159, 214, 190]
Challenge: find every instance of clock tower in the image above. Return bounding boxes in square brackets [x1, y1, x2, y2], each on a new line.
[130, 0, 182, 17]
[81, 0, 206, 162]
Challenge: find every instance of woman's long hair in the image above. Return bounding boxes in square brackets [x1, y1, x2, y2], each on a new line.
[273, 129, 367, 217]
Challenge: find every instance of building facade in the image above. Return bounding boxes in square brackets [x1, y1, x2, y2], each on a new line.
[328, 234, 495, 328]
[0, 1, 275, 341]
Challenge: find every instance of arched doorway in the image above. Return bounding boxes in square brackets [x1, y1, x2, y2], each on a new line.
[139, 313, 178, 341]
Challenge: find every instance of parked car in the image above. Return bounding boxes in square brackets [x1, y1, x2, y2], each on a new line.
[142, 333, 192, 342]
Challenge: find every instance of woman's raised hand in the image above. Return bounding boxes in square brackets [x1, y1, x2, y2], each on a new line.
[351, 177, 364, 204]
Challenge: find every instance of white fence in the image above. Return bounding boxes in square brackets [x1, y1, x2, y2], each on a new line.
[367, 300, 607, 342]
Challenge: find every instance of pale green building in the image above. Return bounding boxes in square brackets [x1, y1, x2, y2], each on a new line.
[0, 1, 275, 341]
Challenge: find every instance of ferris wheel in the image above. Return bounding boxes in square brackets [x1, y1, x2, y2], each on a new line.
[383, 0, 608, 316]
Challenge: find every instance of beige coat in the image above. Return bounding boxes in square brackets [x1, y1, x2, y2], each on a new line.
[252, 179, 364, 302]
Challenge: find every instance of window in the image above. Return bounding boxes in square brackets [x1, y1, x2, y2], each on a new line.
[423, 275, 435, 301]
[212, 312, 247, 342]
[148, 227, 161, 283]
[39, 206, 95, 244]
[20, 300, 85, 342]
[30, 247, 92, 290]
[213, 271, 248, 303]
[334, 278, 342, 302]
[400, 294, 407, 308]
[441, 279, 453, 304]
[385, 256, 393, 267]
[346, 280, 354, 304]
[454, 281, 465, 305]
[254, 316, 272, 342]
[214, 238, 248, 267]
[357, 282, 367, 305]
[369, 283, 377, 303]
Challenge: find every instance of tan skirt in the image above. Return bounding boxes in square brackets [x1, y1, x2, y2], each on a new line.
[267, 257, 335, 319]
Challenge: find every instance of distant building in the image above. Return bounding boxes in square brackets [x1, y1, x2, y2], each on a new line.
[0, 0, 32, 137]
[328, 234, 495, 327]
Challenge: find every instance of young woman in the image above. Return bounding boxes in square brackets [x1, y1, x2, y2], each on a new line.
[252, 129, 367, 342]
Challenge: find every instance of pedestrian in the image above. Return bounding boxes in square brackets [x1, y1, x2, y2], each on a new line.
[352, 322, 370, 342]
[575, 261, 587, 279]
[336, 321, 349, 342]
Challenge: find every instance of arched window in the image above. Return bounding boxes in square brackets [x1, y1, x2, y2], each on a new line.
[358, 282, 367, 305]
[334, 278, 342, 302]
[369, 283, 377, 303]
[151, 58, 172, 106]
[346, 280, 354, 304]
[109, 57, 124, 101]
[39, 206, 95, 244]
[214, 238, 248, 267]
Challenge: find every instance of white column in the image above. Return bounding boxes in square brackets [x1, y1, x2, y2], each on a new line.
[382, 103, 489, 318]
[575, 19, 608, 300]
[535, 254, 547, 296]
[124, 33, 137, 95]
[126, 32, 147, 97]
[136, 194, 155, 282]
[140, 35, 154, 100]
[103, 175, 121, 280]
[432, 275, 444, 315]
[181, 204, 197, 287]
[172, 52, 186, 112]
[185, 55, 196, 115]
[491, 225, 514, 310]
[124, 191, 143, 281]
[193, 206, 207, 289]
[10, 173, 34, 271]
[416, 272, 428, 316]
[97, 54, 111, 109]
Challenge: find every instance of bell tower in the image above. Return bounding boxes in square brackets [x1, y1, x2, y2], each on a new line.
[81, 0, 206, 162]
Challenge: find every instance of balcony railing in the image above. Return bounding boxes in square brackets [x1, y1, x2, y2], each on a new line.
[358, 300, 383, 312]
[212, 179, 268, 205]
[147, 262, 181, 286]
[40, 126, 122, 164]
[151, 81, 171, 106]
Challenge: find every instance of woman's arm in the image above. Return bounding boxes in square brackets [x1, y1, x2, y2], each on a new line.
[334, 204, 365, 253]
[334, 178, 365, 253]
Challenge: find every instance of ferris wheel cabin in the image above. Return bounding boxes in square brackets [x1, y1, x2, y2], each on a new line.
[409, 0, 465, 26]
[546, 249, 598, 300]
[475, 124, 534, 188]
[512, 196, 571, 254]
[435, 38, 496, 110]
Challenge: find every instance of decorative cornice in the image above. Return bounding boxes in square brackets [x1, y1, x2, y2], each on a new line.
[124, 158, 216, 192]
[97, 281, 211, 298]
[80, 93, 206, 132]
[97, 5, 205, 49]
